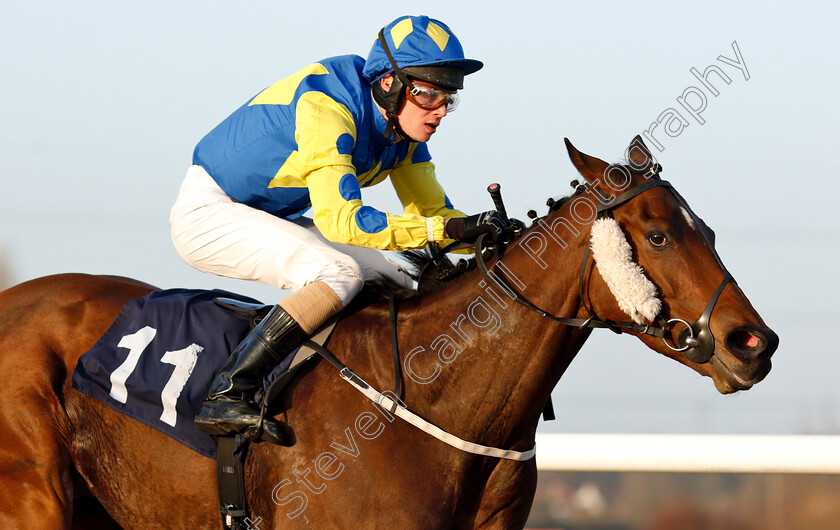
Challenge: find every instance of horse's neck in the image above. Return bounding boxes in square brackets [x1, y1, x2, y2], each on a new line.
[398, 234, 591, 448]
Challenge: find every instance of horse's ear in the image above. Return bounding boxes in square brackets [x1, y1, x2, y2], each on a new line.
[564, 137, 610, 185]
[626, 135, 657, 173]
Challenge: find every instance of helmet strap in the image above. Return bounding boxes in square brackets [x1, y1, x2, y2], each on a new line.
[378, 29, 416, 95]
[374, 29, 418, 142]
[387, 113, 412, 143]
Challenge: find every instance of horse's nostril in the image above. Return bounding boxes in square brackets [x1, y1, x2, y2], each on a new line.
[734, 329, 760, 349]
[725, 326, 778, 359]
[725, 327, 763, 358]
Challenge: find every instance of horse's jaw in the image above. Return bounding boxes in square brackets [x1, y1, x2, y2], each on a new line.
[708, 353, 772, 395]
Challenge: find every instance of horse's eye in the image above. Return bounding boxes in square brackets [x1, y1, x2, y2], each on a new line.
[648, 233, 669, 247]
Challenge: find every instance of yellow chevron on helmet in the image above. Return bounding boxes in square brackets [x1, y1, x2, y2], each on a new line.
[425, 21, 450, 51]
[390, 18, 414, 49]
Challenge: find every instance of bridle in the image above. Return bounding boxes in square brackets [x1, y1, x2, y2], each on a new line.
[285, 173, 730, 463]
[476, 173, 734, 364]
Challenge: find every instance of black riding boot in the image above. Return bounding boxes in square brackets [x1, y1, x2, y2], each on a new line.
[194, 305, 307, 445]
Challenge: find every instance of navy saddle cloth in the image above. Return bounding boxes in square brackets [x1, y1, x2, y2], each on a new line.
[71, 288, 299, 459]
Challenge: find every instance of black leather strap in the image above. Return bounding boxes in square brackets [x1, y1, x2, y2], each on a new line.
[388, 295, 402, 412]
[217, 436, 248, 529]
[301, 339, 371, 391]
[596, 179, 671, 214]
[542, 397, 556, 422]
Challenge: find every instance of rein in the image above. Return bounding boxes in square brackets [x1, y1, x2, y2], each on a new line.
[476, 177, 733, 364]
[303, 337, 537, 461]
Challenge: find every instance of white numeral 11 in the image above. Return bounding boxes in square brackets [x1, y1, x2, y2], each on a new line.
[108, 326, 202, 428]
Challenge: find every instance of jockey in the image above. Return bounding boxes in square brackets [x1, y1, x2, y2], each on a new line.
[170, 15, 509, 444]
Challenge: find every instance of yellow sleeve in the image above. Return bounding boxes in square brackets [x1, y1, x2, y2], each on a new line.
[390, 157, 466, 219]
[390, 153, 467, 249]
[296, 92, 445, 250]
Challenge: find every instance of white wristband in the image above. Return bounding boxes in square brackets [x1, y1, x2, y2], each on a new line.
[426, 217, 436, 242]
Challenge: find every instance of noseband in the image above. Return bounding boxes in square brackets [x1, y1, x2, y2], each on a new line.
[476, 176, 733, 364]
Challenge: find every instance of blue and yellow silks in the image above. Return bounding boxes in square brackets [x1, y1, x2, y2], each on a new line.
[193, 55, 464, 251]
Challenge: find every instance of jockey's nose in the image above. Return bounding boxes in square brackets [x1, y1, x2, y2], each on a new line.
[724, 326, 778, 362]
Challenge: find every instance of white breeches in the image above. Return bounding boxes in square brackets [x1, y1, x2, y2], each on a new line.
[169, 166, 413, 305]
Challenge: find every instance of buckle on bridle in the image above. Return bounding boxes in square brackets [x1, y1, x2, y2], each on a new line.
[662, 318, 697, 352]
[340, 367, 369, 389]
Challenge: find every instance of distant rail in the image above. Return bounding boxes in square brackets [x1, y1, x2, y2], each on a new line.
[534, 433, 840, 474]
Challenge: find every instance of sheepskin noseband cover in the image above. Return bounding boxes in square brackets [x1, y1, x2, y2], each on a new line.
[589, 218, 662, 324]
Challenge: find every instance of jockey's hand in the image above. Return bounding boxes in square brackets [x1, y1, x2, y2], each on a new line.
[444, 211, 511, 244]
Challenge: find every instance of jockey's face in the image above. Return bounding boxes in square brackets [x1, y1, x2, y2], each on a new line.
[380, 75, 449, 143]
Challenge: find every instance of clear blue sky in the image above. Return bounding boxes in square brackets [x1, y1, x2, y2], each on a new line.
[2, 0, 837, 434]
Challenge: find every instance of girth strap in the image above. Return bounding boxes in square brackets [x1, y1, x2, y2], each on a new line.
[216, 436, 248, 529]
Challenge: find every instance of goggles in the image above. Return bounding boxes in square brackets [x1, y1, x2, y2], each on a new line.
[406, 82, 460, 112]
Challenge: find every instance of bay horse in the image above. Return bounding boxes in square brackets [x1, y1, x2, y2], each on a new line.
[0, 137, 777, 528]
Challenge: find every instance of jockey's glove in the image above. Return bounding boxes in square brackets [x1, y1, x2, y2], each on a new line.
[444, 211, 511, 244]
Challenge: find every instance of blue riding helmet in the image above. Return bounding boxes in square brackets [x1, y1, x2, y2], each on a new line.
[363, 15, 483, 138]
[363, 15, 483, 88]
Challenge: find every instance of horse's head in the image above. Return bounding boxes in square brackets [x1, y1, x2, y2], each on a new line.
[563, 136, 777, 394]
